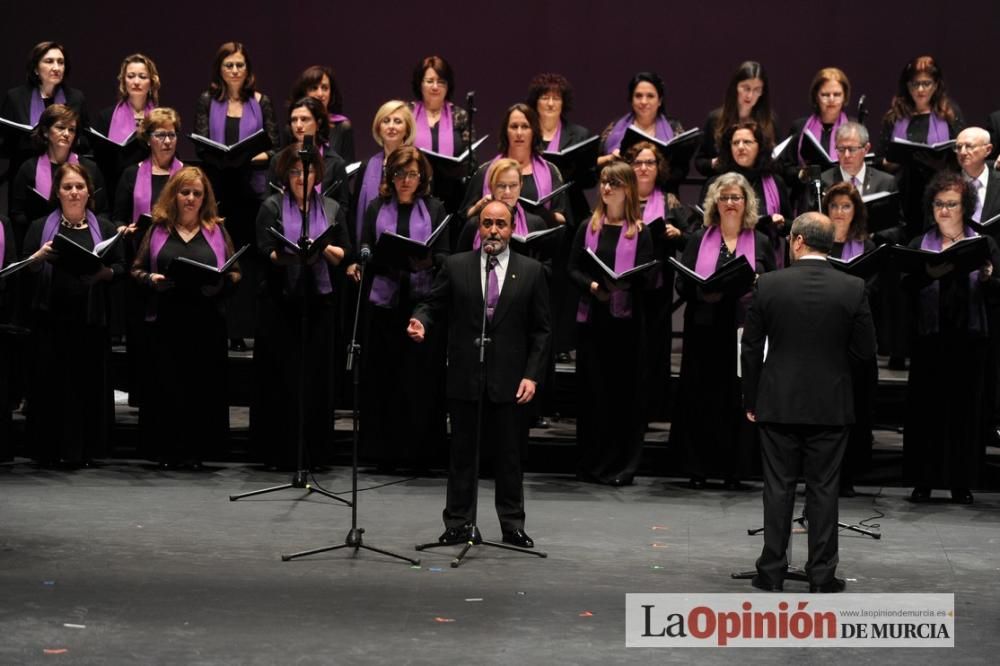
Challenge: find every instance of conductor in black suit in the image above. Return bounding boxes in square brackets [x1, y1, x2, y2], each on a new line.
[741, 212, 876, 593]
[408, 200, 551, 548]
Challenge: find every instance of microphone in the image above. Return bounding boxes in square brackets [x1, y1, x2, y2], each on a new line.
[482, 240, 498, 255]
[466, 90, 477, 114]
[359, 244, 372, 263]
[857, 94, 868, 125]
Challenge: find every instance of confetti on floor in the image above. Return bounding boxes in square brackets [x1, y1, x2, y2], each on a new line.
[434, 617, 455, 623]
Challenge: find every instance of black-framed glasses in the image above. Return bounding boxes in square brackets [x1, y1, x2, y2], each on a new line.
[392, 170, 421, 182]
[718, 194, 745, 203]
[151, 131, 176, 142]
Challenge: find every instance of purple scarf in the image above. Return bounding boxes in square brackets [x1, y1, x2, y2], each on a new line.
[642, 189, 666, 223]
[917, 226, 985, 335]
[0, 220, 6, 269]
[472, 203, 529, 250]
[369, 198, 433, 307]
[355, 151, 384, 242]
[109, 100, 153, 143]
[329, 113, 348, 124]
[604, 112, 674, 153]
[132, 158, 183, 223]
[760, 175, 785, 269]
[149, 223, 226, 274]
[35, 152, 80, 200]
[695, 225, 756, 277]
[841, 239, 865, 261]
[413, 102, 454, 156]
[29, 86, 66, 125]
[481, 155, 553, 204]
[281, 192, 332, 294]
[208, 96, 262, 144]
[798, 112, 846, 163]
[545, 121, 562, 152]
[576, 219, 639, 321]
[38, 209, 102, 290]
[892, 113, 950, 144]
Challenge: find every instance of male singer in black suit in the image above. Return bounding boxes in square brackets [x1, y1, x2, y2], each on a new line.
[741, 212, 876, 593]
[408, 200, 551, 548]
[955, 127, 1000, 228]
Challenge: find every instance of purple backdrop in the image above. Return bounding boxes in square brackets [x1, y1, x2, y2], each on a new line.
[3, 0, 996, 166]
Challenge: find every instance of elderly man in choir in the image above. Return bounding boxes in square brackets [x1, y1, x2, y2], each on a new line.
[955, 127, 1000, 226]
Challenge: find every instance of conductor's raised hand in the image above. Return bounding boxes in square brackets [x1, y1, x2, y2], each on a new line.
[407, 317, 425, 343]
[515, 378, 536, 404]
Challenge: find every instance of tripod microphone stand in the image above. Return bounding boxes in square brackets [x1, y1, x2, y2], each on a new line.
[415, 249, 547, 568]
[230, 138, 349, 506]
[282, 245, 419, 565]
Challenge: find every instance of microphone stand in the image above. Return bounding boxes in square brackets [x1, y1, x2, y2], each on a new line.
[463, 91, 477, 185]
[230, 140, 350, 506]
[282, 246, 420, 565]
[415, 248, 547, 568]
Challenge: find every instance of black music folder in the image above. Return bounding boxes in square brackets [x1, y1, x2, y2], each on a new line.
[267, 223, 339, 261]
[828, 243, 892, 280]
[586, 247, 659, 286]
[892, 235, 990, 275]
[619, 126, 702, 164]
[167, 244, 248, 287]
[189, 129, 271, 167]
[885, 137, 956, 165]
[51, 231, 123, 276]
[543, 135, 599, 178]
[669, 255, 756, 297]
[372, 215, 453, 272]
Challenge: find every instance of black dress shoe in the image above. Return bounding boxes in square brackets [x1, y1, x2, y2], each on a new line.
[887, 356, 907, 371]
[910, 487, 931, 502]
[724, 478, 751, 491]
[438, 525, 471, 545]
[229, 338, 248, 352]
[534, 416, 550, 429]
[810, 577, 846, 593]
[951, 489, 974, 504]
[689, 476, 706, 490]
[607, 476, 633, 487]
[839, 485, 857, 498]
[501, 529, 534, 548]
[750, 575, 783, 592]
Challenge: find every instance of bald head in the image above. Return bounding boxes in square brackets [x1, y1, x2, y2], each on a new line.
[789, 212, 834, 260]
[956, 127, 993, 177]
[479, 199, 514, 255]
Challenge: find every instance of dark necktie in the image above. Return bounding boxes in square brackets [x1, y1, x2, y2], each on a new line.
[486, 256, 499, 321]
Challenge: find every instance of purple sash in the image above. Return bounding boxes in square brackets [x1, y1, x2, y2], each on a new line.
[281, 192, 333, 294]
[0, 220, 6, 269]
[798, 112, 846, 163]
[29, 86, 66, 125]
[545, 121, 562, 152]
[841, 239, 865, 261]
[760, 175, 785, 269]
[481, 155, 553, 205]
[892, 113, 950, 144]
[413, 102, 454, 156]
[150, 223, 226, 274]
[109, 100, 152, 143]
[642, 189, 666, 223]
[917, 226, 984, 335]
[329, 113, 348, 124]
[472, 204, 529, 250]
[35, 152, 80, 200]
[695, 225, 756, 277]
[132, 158, 183, 223]
[208, 96, 262, 144]
[355, 151, 384, 242]
[576, 219, 639, 322]
[39, 209, 102, 289]
[604, 112, 674, 153]
[369, 198, 433, 307]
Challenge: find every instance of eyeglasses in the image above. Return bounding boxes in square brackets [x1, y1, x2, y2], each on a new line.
[908, 79, 935, 90]
[494, 182, 519, 192]
[222, 61, 247, 71]
[818, 91, 844, 99]
[835, 145, 865, 155]
[422, 78, 447, 87]
[392, 170, 421, 182]
[151, 131, 176, 142]
[932, 200, 960, 210]
[52, 123, 76, 134]
[731, 139, 757, 147]
[828, 203, 854, 212]
[178, 188, 204, 198]
[954, 142, 987, 153]
[599, 179, 624, 189]
[718, 195, 745, 203]
[631, 159, 657, 169]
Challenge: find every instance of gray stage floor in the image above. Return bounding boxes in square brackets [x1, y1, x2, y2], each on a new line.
[1, 464, 998, 664]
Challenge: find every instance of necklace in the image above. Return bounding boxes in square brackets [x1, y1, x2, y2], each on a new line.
[60, 214, 86, 230]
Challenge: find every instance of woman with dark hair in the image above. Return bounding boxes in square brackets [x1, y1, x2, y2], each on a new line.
[91, 53, 162, 199]
[409, 55, 471, 156]
[1, 41, 89, 204]
[880, 56, 964, 238]
[568, 161, 655, 486]
[131, 166, 241, 469]
[671, 172, 775, 490]
[702, 121, 792, 268]
[461, 103, 569, 225]
[194, 41, 279, 351]
[822, 181, 877, 496]
[21, 163, 124, 468]
[253, 146, 352, 469]
[597, 72, 687, 193]
[288, 65, 353, 162]
[11, 104, 107, 246]
[270, 96, 349, 214]
[902, 172, 999, 505]
[358, 145, 449, 472]
[694, 61, 777, 177]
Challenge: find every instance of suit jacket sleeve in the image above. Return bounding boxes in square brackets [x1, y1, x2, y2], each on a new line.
[411, 254, 452, 332]
[740, 279, 766, 411]
[849, 280, 877, 363]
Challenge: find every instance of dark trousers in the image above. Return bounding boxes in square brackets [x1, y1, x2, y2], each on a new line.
[756, 423, 848, 587]
[443, 397, 526, 533]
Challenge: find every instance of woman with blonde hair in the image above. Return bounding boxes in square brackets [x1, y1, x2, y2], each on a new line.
[131, 167, 241, 469]
[671, 172, 775, 490]
[568, 161, 655, 486]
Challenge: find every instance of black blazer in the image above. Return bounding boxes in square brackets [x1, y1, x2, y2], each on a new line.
[979, 165, 1000, 224]
[987, 110, 1000, 162]
[412, 250, 551, 403]
[1, 84, 89, 177]
[820, 165, 898, 196]
[741, 259, 876, 425]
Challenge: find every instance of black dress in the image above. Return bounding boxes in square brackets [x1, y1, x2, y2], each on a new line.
[251, 194, 351, 469]
[360, 196, 449, 471]
[131, 224, 240, 466]
[670, 227, 775, 482]
[0, 215, 17, 461]
[901, 232, 1000, 491]
[568, 221, 655, 484]
[21, 214, 124, 466]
